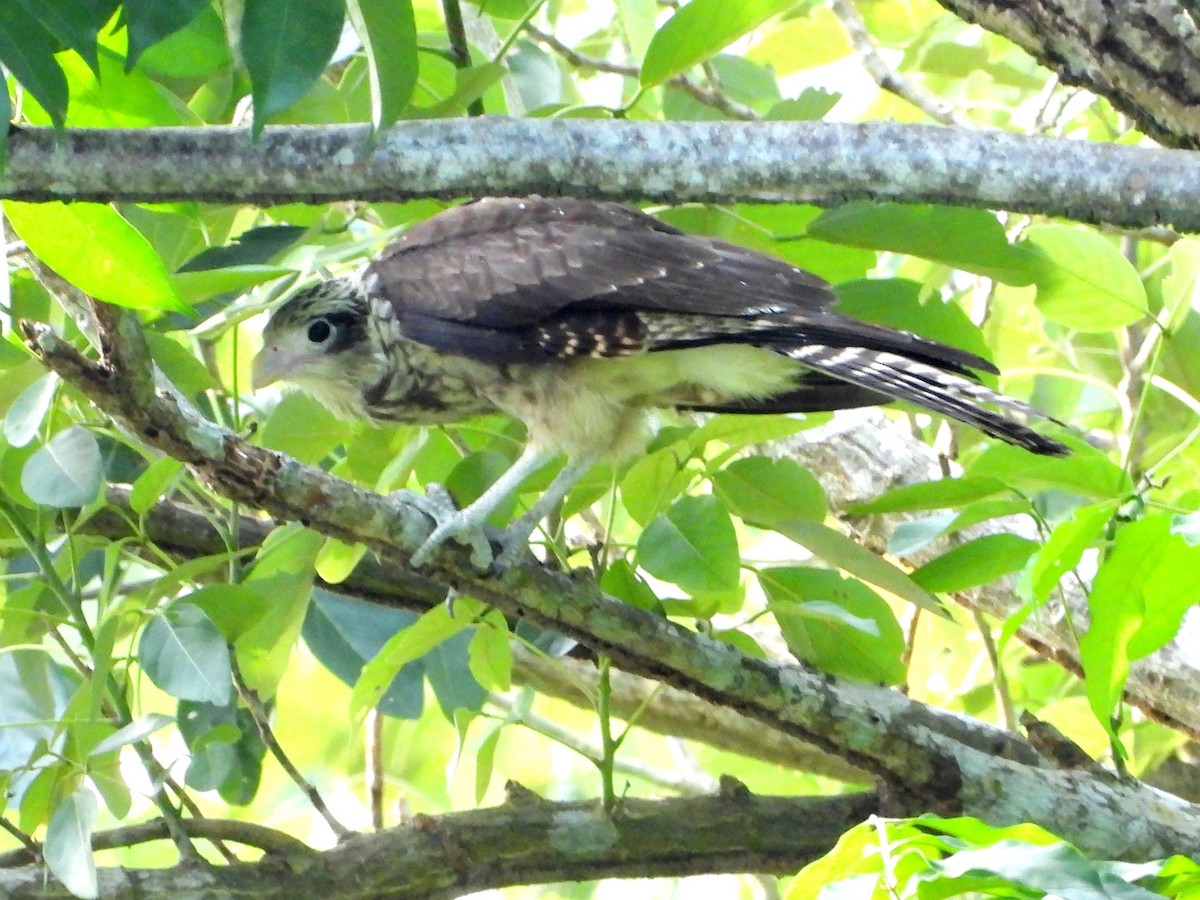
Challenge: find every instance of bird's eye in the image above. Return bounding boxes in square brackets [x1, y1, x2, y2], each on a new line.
[307, 318, 333, 345]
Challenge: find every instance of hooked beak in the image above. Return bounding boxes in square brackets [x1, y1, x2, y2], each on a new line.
[250, 345, 286, 391]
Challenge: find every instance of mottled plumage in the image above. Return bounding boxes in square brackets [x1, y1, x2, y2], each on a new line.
[252, 197, 1067, 566]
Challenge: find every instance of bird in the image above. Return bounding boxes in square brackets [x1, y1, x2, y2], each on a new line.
[251, 196, 1068, 568]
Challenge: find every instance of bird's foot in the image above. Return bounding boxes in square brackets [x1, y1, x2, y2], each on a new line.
[389, 485, 496, 570]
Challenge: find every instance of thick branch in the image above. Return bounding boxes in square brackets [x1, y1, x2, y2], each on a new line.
[0, 790, 876, 899]
[936, 0, 1200, 148]
[23, 310, 1200, 862]
[4, 122, 1200, 229]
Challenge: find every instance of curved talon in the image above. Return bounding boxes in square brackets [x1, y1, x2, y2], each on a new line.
[400, 483, 496, 569]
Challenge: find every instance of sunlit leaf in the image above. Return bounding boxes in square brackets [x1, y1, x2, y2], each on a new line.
[1022, 224, 1149, 331]
[638, 494, 741, 592]
[124, 0, 210, 70]
[346, 0, 419, 133]
[641, 0, 795, 87]
[910, 534, 1037, 593]
[4, 202, 191, 313]
[712, 456, 827, 528]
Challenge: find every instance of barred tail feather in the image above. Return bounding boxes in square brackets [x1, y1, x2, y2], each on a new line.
[787, 344, 1069, 456]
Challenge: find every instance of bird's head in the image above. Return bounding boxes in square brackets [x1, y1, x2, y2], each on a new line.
[252, 277, 381, 419]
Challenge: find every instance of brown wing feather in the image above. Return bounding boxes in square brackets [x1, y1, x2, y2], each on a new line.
[366, 197, 835, 326]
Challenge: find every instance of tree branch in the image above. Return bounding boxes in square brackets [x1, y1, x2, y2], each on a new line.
[4, 122, 1200, 229]
[21, 307, 1200, 861]
[0, 789, 877, 899]
[935, 0, 1200, 148]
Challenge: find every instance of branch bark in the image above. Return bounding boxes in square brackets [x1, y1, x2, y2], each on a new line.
[936, 0, 1200, 148]
[21, 307, 1200, 863]
[4, 122, 1200, 229]
[0, 789, 875, 899]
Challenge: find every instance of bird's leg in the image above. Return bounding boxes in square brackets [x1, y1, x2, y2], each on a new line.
[406, 444, 557, 569]
[493, 449, 603, 569]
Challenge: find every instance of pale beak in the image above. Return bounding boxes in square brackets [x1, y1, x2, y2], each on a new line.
[251, 345, 285, 391]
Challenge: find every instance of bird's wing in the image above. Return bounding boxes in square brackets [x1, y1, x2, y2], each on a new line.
[366, 196, 995, 377]
[366, 196, 831, 324]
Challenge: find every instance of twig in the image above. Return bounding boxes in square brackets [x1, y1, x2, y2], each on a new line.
[366, 708, 385, 831]
[830, 0, 969, 127]
[523, 24, 759, 120]
[230, 657, 353, 839]
[441, 0, 485, 117]
[489, 694, 716, 794]
[973, 609, 1016, 730]
[0, 817, 40, 865]
[0, 817, 311, 868]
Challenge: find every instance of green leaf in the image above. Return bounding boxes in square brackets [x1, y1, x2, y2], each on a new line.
[772, 518, 945, 615]
[235, 526, 322, 697]
[177, 225, 307, 271]
[242, 0, 346, 136]
[638, 494, 741, 593]
[619, 448, 690, 526]
[88, 713, 173, 757]
[467, 611, 511, 692]
[847, 476, 1008, 515]
[1077, 515, 1200, 734]
[0, 6, 69, 127]
[44, 789, 98, 900]
[1161, 238, 1200, 334]
[927, 840, 1164, 900]
[760, 567, 905, 683]
[128, 456, 184, 515]
[910, 534, 1037, 593]
[11, 0, 99, 75]
[258, 391, 350, 465]
[968, 440, 1131, 501]
[302, 591, 425, 719]
[4, 202, 191, 313]
[173, 265, 294, 305]
[712, 456, 826, 528]
[617, 0, 656, 58]
[1022, 224, 1149, 331]
[138, 602, 233, 705]
[808, 203, 1040, 285]
[346, 0, 418, 133]
[315, 537, 367, 584]
[834, 278, 993, 367]
[641, 0, 795, 87]
[123, 0, 210, 70]
[3, 373, 58, 448]
[599, 558, 664, 614]
[21, 426, 102, 508]
[351, 603, 471, 717]
[1027, 502, 1116, 603]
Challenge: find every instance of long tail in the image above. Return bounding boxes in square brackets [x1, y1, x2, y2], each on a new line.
[785, 344, 1069, 456]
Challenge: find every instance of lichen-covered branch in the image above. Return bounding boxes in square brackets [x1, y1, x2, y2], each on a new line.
[0, 789, 876, 899]
[22, 306, 1200, 862]
[4, 122, 1200, 229]
[935, 0, 1200, 148]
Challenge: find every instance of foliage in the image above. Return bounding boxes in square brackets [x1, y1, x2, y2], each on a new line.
[1, 0, 1198, 898]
